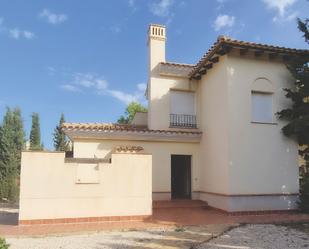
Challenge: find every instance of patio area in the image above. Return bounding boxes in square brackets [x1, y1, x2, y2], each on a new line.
[1, 201, 309, 237]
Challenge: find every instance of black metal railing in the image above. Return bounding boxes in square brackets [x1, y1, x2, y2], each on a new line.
[170, 114, 197, 128]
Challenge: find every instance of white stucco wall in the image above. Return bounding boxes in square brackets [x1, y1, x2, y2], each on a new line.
[73, 139, 200, 199]
[198, 55, 230, 194]
[226, 53, 299, 195]
[194, 52, 299, 211]
[147, 25, 199, 131]
[131, 112, 148, 126]
[148, 76, 198, 130]
[199, 192, 298, 212]
[19, 151, 152, 221]
[146, 24, 298, 206]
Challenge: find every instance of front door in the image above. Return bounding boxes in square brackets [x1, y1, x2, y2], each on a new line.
[171, 155, 191, 199]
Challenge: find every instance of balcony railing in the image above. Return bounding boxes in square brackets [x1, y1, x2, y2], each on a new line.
[170, 114, 197, 128]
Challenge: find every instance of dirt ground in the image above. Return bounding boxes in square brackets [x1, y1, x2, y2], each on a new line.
[6, 224, 233, 249]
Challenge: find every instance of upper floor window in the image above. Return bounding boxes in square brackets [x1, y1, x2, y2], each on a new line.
[251, 78, 274, 124]
[170, 90, 197, 128]
[251, 92, 273, 123]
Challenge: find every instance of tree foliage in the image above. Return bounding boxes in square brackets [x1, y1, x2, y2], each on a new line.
[277, 17, 309, 212]
[29, 113, 43, 151]
[0, 107, 25, 201]
[298, 18, 309, 44]
[299, 173, 309, 212]
[277, 18, 309, 166]
[117, 102, 147, 124]
[0, 238, 9, 249]
[53, 113, 69, 151]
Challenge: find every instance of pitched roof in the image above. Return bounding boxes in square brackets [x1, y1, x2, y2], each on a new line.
[160, 62, 195, 68]
[159, 62, 194, 78]
[189, 35, 309, 78]
[62, 122, 202, 135]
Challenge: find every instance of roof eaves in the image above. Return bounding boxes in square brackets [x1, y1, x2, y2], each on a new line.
[62, 122, 202, 136]
[189, 36, 309, 79]
[189, 38, 223, 78]
[64, 129, 202, 143]
[160, 62, 195, 68]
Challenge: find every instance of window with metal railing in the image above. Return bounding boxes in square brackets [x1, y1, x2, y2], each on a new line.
[170, 114, 197, 128]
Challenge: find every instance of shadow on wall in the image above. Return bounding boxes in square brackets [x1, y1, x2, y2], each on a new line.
[149, 63, 199, 130]
[97, 143, 113, 161]
[147, 90, 170, 130]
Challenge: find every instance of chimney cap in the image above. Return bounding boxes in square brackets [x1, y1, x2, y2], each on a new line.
[149, 23, 166, 28]
[148, 23, 166, 40]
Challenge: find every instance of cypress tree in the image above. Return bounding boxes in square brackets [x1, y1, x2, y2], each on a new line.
[53, 113, 68, 151]
[12, 108, 25, 169]
[0, 107, 25, 201]
[277, 18, 309, 212]
[0, 124, 11, 179]
[29, 113, 43, 151]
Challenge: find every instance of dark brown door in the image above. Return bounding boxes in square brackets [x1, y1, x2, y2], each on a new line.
[171, 155, 191, 199]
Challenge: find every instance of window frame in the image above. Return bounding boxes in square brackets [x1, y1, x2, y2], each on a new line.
[251, 90, 275, 124]
[169, 89, 196, 116]
[169, 88, 197, 129]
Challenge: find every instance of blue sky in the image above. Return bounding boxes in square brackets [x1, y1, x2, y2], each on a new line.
[0, 0, 308, 149]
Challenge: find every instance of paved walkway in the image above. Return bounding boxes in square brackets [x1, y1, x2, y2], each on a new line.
[1, 207, 309, 237]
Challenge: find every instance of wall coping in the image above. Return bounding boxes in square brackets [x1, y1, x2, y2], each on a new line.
[22, 150, 65, 154]
[64, 158, 110, 164]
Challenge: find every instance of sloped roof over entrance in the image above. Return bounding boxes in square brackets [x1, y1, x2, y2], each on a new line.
[62, 123, 202, 143]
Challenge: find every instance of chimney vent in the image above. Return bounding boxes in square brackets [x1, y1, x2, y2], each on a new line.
[148, 24, 166, 42]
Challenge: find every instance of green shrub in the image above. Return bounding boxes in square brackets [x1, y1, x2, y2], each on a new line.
[0, 175, 19, 202]
[0, 238, 9, 249]
[298, 172, 309, 213]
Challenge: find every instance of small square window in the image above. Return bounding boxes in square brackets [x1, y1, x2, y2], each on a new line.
[251, 92, 273, 123]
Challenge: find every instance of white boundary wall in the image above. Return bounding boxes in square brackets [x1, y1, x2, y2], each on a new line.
[19, 151, 152, 221]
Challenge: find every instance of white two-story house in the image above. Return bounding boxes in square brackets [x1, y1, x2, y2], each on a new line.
[19, 24, 309, 224]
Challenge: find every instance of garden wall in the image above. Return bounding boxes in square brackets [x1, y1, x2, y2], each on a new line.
[19, 151, 152, 224]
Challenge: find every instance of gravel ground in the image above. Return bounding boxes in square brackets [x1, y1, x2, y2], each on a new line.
[6, 224, 230, 249]
[195, 224, 309, 249]
[6, 224, 309, 249]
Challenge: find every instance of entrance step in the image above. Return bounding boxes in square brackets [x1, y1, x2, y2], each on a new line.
[153, 200, 208, 209]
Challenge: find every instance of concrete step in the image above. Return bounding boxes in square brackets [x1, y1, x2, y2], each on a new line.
[153, 200, 208, 209]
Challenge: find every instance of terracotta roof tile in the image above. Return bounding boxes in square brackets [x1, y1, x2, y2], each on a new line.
[219, 36, 309, 54]
[190, 36, 309, 78]
[62, 122, 202, 135]
[160, 62, 195, 68]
